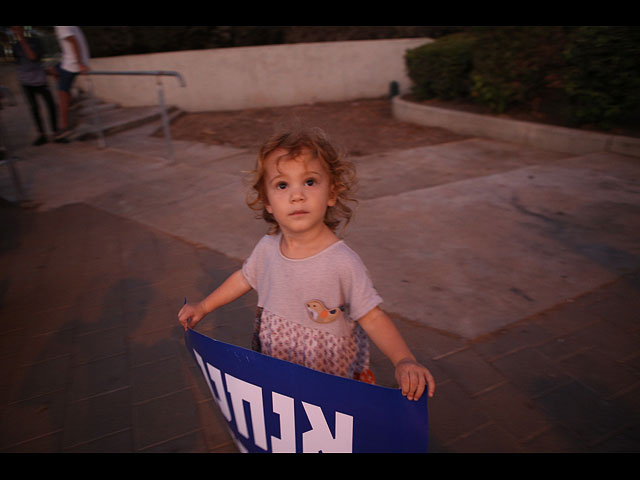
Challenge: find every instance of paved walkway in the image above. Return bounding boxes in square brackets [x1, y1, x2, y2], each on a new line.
[1, 75, 639, 452]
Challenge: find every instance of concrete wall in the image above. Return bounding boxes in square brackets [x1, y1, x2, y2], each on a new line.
[86, 38, 432, 112]
[393, 96, 640, 157]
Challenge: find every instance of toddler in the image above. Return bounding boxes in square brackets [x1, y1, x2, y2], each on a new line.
[178, 128, 435, 401]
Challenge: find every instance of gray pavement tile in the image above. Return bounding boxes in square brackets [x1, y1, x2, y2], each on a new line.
[432, 347, 507, 396]
[490, 348, 573, 397]
[539, 320, 640, 364]
[69, 354, 129, 402]
[472, 322, 556, 361]
[12, 355, 72, 403]
[443, 422, 524, 453]
[132, 389, 201, 451]
[0, 391, 66, 451]
[138, 429, 209, 453]
[131, 356, 190, 404]
[471, 382, 552, 442]
[352, 138, 569, 200]
[17, 327, 74, 367]
[427, 380, 491, 448]
[520, 425, 588, 453]
[2, 431, 63, 453]
[73, 327, 128, 364]
[528, 302, 604, 337]
[559, 348, 640, 399]
[533, 381, 630, 447]
[592, 423, 640, 453]
[349, 154, 640, 338]
[64, 429, 134, 453]
[62, 387, 132, 450]
[128, 325, 185, 366]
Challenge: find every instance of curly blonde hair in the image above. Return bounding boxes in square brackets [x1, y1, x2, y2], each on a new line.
[246, 127, 357, 235]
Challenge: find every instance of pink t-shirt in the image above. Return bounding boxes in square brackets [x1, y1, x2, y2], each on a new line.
[242, 234, 382, 379]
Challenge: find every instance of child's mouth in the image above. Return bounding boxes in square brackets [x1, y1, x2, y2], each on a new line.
[290, 210, 309, 216]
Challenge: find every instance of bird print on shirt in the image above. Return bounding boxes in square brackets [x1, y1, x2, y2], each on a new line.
[305, 300, 345, 324]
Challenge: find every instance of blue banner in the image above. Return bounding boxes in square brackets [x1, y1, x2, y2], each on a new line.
[185, 329, 429, 453]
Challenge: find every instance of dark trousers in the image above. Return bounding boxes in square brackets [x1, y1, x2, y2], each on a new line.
[22, 84, 58, 135]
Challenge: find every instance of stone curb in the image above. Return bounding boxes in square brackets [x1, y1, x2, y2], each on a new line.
[392, 96, 640, 158]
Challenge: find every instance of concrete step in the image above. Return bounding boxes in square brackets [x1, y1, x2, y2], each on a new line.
[69, 100, 181, 141]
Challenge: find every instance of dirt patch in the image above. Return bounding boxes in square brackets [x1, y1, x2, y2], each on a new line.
[163, 97, 469, 157]
[164, 95, 639, 157]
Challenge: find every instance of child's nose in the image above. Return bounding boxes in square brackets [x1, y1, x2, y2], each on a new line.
[290, 186, 305, 201]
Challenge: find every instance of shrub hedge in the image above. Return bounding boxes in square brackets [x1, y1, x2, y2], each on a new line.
[563, 26, 640, 128]
[405, 26, 640, 129]
[405, 33, 476, 100]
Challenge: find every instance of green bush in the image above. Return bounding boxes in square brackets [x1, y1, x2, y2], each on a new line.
[403, 26, 639, 129]
[469, 26, 569, 113]
[563, 26, 640, 128]
[405, 33, 476, 100]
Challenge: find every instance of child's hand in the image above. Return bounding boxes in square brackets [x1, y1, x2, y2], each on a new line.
[394, 357, 436, 401]
[178, 302, 207, 331]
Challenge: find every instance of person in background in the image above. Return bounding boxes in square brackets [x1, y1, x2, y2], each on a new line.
[51, 26, 90, 142]
[11, 26, 58, 145]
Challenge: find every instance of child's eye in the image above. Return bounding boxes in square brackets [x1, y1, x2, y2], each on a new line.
[304, 178, 316, 187]
[276, 182, 288, 190]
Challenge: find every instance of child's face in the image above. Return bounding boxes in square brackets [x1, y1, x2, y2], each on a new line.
[263, 148, 337, 236]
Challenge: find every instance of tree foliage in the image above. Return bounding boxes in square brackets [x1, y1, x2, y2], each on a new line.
[77, 26, 467, 58]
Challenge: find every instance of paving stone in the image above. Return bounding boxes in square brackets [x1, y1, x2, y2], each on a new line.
[559, 348, 640, 398]
[195, 399, 237, 452]
[591, 423, 640, 453]
[73, 327, 127, 364]
[624, 352, 640, 376]
[427, 380, 491, 448]
[611, 383, 640, 425]
[62, 388, 132, 450]
[533, 381, 629, 446]
[0, 391, 66, 450]
[63, 429, 134, 453]
[392, 314, 467, 359]
[472, 382, 552, 441]
[528, 299, 606, 336]
[18, 328, 74, 367]
[472, 322, 556, 361]
[491, 347, 572, 397]
[11, 355, 72, 402]
[138, 429, 209, 453]
[68, 353, 129, 402]
[128, 325, 184, 366]
[1, 431, 62, 452]
[131, 356, 190, 404]
[433, 347, 507, 396]
[444, 422, 524, 453]
[520, 425, 588, 453]
[133, 389, 200, 451]
[562, 320, 640, 362]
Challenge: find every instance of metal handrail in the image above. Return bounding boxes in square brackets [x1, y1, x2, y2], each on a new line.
[88, 70, 186, 87]
[84, 70, 186, 162]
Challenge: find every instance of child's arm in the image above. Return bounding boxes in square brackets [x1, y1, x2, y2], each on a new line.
[358, 307, 435, 401]
[178, 269, 251, 331]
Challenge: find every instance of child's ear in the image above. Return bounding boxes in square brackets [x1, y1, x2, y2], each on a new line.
[327, 186, 337, 207]
[265, 202, 273, 214]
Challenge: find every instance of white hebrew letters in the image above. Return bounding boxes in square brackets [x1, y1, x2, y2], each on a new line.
[225, 374, 268, 451]
[302, 402, 353, 453]
[193, 349, 354, 453]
